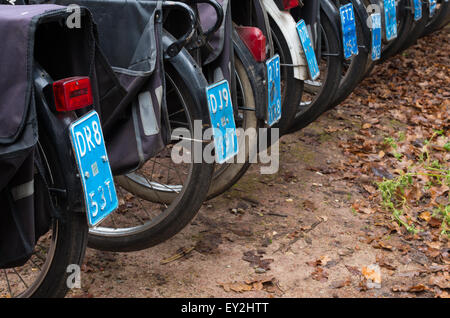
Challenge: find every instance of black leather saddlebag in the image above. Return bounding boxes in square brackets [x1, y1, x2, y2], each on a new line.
[42, 0, 170, 175]
[0, 4, 89, 268]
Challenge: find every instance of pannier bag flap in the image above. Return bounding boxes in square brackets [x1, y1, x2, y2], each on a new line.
[197, 0, 229, 65]
[38, 0, 169, 175]
[51, 0, 160, 76]
[0, 5, 70, 144]
[0, 4, 93, 269]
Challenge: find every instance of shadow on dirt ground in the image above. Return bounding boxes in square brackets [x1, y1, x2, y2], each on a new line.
[69, 27, 449, 298]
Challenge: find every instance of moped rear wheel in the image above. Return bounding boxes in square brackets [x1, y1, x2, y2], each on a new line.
[268, 16, 305, 135]
[422, 0, 450, 36]
[398, 1, 430, 51]
[206, 53, 258, 200]
[329, 0, 371, 108]
[380, 0, 415, 61]
[287, 8, 343, 133]
[87, 62, 214, 252]
[0, 139, 88, 298]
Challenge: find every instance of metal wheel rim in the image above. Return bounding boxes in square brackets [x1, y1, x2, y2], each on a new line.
[89, 71, 194, 237]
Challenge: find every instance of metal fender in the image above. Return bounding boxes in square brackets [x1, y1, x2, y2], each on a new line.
[320, 0, 343, 41]
[233, 29, 267, 121]
[162, 32, 211, 126]
[351, 0, 373, 53]
[261, 0, 309, 81]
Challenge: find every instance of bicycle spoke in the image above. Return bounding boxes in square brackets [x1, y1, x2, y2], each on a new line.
[29, 258, 42, 271]
[32, 250, 46, 262]
[133, 196, 153, 222]
[12, 268, 29, 289]
[168, 108, 186, 118]
[169, 120, 190, 127]
[3, 269, 13, 298]
[148, 157, 186, 180]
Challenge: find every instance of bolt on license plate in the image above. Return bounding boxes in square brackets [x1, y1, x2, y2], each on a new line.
[371, 13, 382, 61]
[339, 3, 359, 59]
[296, 19, 320, 80]
[429, 0, 437, 17]
[413, 0, 423, 21]
[384, 0, 398, 41]
[69, 111, 118, 227]
[266, 54, 282, 127]
[206, 80, 238, 164]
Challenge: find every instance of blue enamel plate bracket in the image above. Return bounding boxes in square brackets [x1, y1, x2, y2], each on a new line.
[384, 0, 398, 41]
[370, 13, 382, 61]
[296, 19, 320, 81]
[206, 80, 239, 164]
[413, 0, 423, 21]
[339, 3, 359, 59]
[69, 111, 118, 228]
[429, 0, 437, 17]
[266, 54, 282, 127]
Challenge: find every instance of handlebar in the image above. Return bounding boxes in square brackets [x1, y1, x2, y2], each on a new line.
[163, 1, 198, 58]
[190, 0, 224, 40]
[164, 0, 224, 55]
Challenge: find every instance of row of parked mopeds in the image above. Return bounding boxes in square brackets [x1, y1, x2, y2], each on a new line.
[0, 0, 448, 298]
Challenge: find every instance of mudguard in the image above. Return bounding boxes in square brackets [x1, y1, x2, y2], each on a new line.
[230, 0, 275, 56]
[163, 32, 211, 127]
[320, 0, 342, 44]
[232, 29, 267, 121]
[33, 70, 86, 215]
[351, 0, 373, 53]
[261, 0, 309, 80]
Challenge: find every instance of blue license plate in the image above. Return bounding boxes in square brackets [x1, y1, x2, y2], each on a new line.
[339, 3, 359, 59]
[371, 13, 382, 61]
[429, 0, 437, 17]
[413, 0, 423, 21]
[206, 80, 238, 164]
[69, 111, 118, 227]
[266, 54, 282, 127]
[384, 0, 398, 41]
[296, 19, 320, 80]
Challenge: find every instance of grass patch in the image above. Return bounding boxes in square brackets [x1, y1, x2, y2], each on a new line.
[377, 131, 449, 236]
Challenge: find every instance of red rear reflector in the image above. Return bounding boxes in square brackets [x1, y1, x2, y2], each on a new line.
[235, 26, 267, 62]
[53, 77, 93, 112]
[283, 0, 300, 10]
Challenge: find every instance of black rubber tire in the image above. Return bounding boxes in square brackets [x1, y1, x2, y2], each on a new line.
[380, 0, 416, 61]
[398, 1, 430, 51]
[287, 8, 343, 133]
[329, 0, 371, 108]
[206, 52, 258, 200]
[26, 136, 88, 298]
[268, 16, 304, 135]
[87, 63, 214, 252]
[31, 213, 88, 298]
[422, 0, 450, 36]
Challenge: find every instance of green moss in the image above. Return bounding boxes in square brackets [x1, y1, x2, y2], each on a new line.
[388, 119, 407, 129]
[319, 133, 334, 143]
[290, 143, 316, 165]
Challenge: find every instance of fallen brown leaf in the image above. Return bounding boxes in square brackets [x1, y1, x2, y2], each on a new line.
[419, 211, 432, 222]
[345, 265, 362, 276]
[311, 267, 329, 282]
[362, 265, 382, 284]
[219, 277, 283, 295]
[161, 247, 194, 264]
[392, 283, 429, 293]
[428, 272, 450, 289]
[373, 241, 394, 251]
[376, 254, 397, 271]
[330, 277, 352, 289]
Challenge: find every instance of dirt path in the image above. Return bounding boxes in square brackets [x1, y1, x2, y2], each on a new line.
[68, 28, 449, 298]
